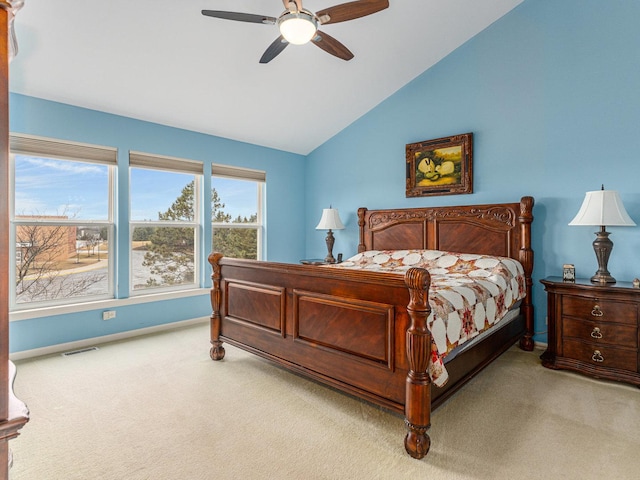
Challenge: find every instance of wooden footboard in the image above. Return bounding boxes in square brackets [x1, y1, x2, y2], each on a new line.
[208, 197, 534, 459]
[209, 254, 434, 458]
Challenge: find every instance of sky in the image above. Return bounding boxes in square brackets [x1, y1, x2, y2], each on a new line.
[14, 155, 259, 222]
[14, 155, 109, 220]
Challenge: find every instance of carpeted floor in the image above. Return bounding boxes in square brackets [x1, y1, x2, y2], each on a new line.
[8, 322, 640, 479]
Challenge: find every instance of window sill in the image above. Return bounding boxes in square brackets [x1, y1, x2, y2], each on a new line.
[9, 288, 210, 322]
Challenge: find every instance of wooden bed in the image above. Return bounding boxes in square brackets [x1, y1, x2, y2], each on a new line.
[208, 197, 534, 459]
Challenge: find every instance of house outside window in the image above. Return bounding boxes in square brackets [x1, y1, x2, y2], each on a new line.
[129, 151, 203, 293]
[10, 133, 116, 309]
[211, 164, 265, 260]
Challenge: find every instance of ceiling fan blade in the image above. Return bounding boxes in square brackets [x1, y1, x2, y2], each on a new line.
[311, 30, 354, 61]
[260, 36, 290, 64]
[316, 0, 389, 24]
[201, 10, 277, 25]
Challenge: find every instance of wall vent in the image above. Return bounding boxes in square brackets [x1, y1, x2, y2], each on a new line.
[61, 346, 99, 357]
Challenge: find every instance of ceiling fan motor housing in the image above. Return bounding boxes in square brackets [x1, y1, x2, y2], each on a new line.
[278, 9, 318, 45]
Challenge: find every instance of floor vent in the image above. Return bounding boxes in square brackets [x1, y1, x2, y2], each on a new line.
[61, 346, 99, 357]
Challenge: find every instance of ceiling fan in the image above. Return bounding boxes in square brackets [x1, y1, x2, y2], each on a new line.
[201, 0, 389, 63]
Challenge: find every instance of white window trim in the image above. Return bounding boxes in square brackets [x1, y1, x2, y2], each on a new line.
[9, 133, 117, 311]
[129, 153, 204, 296]
[211, 168, 265, 261]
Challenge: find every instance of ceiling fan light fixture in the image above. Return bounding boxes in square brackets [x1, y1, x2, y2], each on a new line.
[278, 11, 317, 45]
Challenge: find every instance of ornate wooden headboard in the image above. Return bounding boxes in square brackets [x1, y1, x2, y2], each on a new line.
[357, 197, 535, 349]
[357, 197, 534, 261]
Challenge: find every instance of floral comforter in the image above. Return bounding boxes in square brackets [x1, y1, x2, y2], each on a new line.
[327, 249, 526, 387]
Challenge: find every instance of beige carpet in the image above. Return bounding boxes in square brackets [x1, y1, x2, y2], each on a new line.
[8, 322, 640, 480]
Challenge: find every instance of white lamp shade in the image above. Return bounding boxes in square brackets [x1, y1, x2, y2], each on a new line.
[278, 12, 317, 45]
[316, 208, 345, 230]
[569, 190, 636, 226]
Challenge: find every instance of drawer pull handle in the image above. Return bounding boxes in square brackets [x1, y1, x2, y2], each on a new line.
[592, 350, 604, 363]
[591, 305, 604, 317]
[590, 327, 603, 339]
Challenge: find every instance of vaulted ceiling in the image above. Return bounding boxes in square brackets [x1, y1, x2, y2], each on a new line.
[9, 0, 523, 155]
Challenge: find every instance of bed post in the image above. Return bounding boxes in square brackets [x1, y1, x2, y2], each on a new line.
[403, 267, 432, 459]
[357, 207, 367, 253]
[518, 196, 535, 351]
[208, 252, 226, 361]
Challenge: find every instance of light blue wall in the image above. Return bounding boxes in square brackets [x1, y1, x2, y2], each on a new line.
[305, 0, 640, 343]
[9, 94, 306, 353]
[11, 0, 640, 351]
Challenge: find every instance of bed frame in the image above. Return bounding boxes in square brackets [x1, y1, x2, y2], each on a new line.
[208, 197, 534, 459]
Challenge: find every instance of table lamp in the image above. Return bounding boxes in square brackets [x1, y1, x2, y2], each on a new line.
[569, 186, 636, 283]
[316, 207, 344, 263]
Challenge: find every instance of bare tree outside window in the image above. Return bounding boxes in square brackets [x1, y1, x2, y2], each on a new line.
[12, 149, 113, 307]
[15, 217, 109, 304]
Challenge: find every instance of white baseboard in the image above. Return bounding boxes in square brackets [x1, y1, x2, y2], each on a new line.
[10, 317, 209, 361]
[534, 340, 548, 350]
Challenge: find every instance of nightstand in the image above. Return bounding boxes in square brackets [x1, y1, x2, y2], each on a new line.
[300, 259, 329, 265]
[541, 277, 640, 386]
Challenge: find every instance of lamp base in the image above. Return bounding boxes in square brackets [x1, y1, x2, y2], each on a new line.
[590, 227, 616, 284]
[591, 273, 616, 284]
[324, 229, 336, 264]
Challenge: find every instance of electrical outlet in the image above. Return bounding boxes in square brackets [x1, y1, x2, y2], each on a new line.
[102, 310, 116, 321]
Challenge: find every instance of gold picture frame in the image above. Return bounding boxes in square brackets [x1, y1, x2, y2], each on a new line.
[406, 133, 473, 197]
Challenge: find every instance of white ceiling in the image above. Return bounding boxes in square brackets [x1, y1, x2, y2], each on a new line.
[9, 0, 523, 155]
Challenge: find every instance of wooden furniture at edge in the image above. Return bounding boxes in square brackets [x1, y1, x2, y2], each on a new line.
[541, 277, 640, 386]
[208, 197, 534, 459]
[0, 3, 29, 478]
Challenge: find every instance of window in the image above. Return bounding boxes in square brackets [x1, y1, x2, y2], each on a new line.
[130, 151, 203, 293]
[10, 134, 116, 308]
[211, 164, 265, 260]
[9, 136, 261, 307]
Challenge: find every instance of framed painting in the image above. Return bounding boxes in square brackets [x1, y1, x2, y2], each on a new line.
[406, 132, 473, 197]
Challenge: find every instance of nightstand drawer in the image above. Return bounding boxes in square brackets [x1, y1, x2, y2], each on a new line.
[563, 339, 637, 372]
[563, 317, 637, 348]
[562, 295, 637, 325]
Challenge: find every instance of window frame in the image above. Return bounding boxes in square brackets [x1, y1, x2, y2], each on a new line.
[129, 151, 204, 295]
[211, 164, 265, 261]
[9, 133, 117, 310]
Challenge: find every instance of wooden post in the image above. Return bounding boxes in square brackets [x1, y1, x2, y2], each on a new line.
[518, 196, 535, 351]
[208, 252, 226, 360]
[403, 267, 432, 459]
[0, 3, 29, 478]
[0, 8, 9, 474]
[356, 207, 366, 253]
[0, 2, 10, 428]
